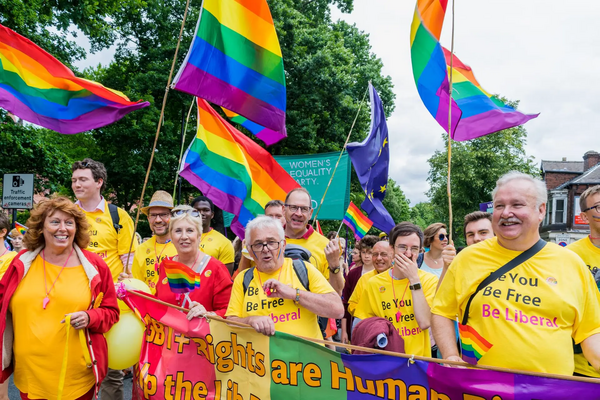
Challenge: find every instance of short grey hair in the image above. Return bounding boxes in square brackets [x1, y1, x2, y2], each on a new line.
[492, 171, 547, 207]
[169, 205, 203, 236]
[245, 215, 285, 242]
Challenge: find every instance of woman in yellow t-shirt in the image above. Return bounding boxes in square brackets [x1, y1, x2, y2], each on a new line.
[0, 197, 119, 400]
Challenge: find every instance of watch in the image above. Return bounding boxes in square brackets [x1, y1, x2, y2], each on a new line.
[329, 266, 341, 274]
[409, 283, 422, 291]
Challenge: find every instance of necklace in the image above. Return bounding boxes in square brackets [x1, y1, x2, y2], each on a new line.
[175, 250, 201, 271]
[0, 247, 8, 257]
[42, 248, 75, 309]
[154, 238, 171, 265]
[390, 271, 410, 323]
[256, 265, 284, 296]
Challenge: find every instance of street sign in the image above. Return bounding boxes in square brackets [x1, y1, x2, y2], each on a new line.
[2, 174, 34, 209]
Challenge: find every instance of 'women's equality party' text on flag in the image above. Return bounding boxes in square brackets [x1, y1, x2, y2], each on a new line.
[221, 107, 286, 146]
[343, 202, 373, 240]
[0, 24, 149, 134]
[347, 83, 395, 233]
[410, 0, 538, 141]
[179, 98, 299, 238]
[172, 0, 287, 137]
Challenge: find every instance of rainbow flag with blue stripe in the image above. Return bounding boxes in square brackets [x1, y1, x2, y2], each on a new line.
[343, 202, 373, 240]
[458, 323, 493, 365]
[0, 24, 149, 134]
[173, 0, 286, 135]
[162, 259, 201, 294]
[221, 107, 285, 146]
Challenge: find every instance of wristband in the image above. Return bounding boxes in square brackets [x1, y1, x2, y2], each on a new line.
[294, 288, 300, 304]
[409, 283, 422, 291]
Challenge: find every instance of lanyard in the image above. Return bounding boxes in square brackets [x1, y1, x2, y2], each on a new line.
[390, 271, 410, 323]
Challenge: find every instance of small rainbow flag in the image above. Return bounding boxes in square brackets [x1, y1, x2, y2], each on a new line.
[458, 323, 493, 365]
[173, 0, 286, 135]
[14, 222, 27, 235]
[162, 259, 201, 294]
[0, 24, 149, 134]
[221, 107, 285, 146]
[343, 202, 373, 240]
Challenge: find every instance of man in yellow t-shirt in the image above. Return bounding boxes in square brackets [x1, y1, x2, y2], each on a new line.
[192, 196, 235, 274]
[226, 216, 344, 340]
[129, 191, 177, 293]
[354, 222, 438, 356]
[568, 185, 600, 377]
[432, 172, 600, 375]
[348, 241, 393, 316]
[283, 188, 343, 294]
[72, 158, 137, 400]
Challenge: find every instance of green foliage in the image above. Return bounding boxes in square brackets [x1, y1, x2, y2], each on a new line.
[426, 103, 538, 241]
[409, 202, 438, 231]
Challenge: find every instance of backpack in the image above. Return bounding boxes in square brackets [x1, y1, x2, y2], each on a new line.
[243, 259, 310, 295]
[107, 203, 122, 234]
[417, 252, 424, 268]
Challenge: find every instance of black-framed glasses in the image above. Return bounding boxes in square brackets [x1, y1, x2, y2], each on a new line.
[250, 240, 283, 252]
[438, 233, 449, 241]
[583, 205, 600, 214]
[149, 212, 170, 220]
[171, 209, 201, 218]
[285, 204, 311, 214]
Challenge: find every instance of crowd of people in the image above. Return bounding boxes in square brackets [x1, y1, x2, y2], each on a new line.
[0, 158, 599, 399]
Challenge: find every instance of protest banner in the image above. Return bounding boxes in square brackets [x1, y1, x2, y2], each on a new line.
[123, 291, 600, 400]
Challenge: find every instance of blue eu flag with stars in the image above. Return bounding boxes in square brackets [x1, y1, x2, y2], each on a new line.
[347, 83, 395, 233]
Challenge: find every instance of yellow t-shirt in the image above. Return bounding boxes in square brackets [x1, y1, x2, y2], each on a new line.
[226, 258, 335, 340]
[131, 237, 177, 294]
[568, 237, 600, 377]
[286, 230, 330, 279]
[200, 229, 234, 265]
[0, 250, 17, 279]
[354, 270, 438, 357]
[432, 237, 600, 375]
[348, 269, 378, 316]
[10, 256, 95, 399]
[80, 202, 138, 281]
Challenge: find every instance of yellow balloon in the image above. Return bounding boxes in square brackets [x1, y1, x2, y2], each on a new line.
[117, 278, 151, 314]
[105, 312, 145, 370]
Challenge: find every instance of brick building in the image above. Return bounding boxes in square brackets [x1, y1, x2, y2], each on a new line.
[540, 150, 600, 245]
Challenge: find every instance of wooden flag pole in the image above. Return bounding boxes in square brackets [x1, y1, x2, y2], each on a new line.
[447, 0, 456, 243]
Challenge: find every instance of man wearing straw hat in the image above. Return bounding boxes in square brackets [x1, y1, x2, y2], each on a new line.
[432, 171, 600, 375]
[126, 190, 177, 294]
[72, 158, 138, 400]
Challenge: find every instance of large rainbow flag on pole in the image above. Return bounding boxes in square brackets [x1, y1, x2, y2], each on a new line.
[221, 107, 285, 146]
[343, 202, 373, 240]
[172, 0, 286, 136]
[0, 24, 149, 134]
[179, 98, 299, 238]
[410, 0, 537, 141]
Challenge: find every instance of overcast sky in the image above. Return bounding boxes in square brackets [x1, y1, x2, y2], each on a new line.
[76, 0, 599, 205]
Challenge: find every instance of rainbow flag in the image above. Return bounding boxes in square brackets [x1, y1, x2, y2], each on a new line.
[162, 259, 201, 294]
[179, 98, 299, 238]
[458, 323, 493, 365]
[342, 202, 373, 240]
[0, 24, 149, 134]
[441, 48, 539, 141]
[173, 0, 286, 135]
[410, 1, 537, 141]
[14, 222, 27, 235]
[221, 107, 286, 146]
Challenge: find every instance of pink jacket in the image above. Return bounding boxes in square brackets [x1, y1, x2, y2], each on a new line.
[0, 245, 120, 396]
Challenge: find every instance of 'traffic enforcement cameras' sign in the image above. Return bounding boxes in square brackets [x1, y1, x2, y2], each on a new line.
[2, 174, 34, 209]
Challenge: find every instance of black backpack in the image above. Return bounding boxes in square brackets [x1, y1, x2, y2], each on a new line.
[107, 203, 122, 234]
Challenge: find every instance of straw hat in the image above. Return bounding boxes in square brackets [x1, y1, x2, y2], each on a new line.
[141, 190, 174, 215]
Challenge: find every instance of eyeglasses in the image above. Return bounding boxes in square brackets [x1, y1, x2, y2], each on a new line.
[149, 212, 170, 220]
[372, 252, 389, 258]
[250, 240, 283, 252]
[395, 244, 421, 254]
[438, 233, 449, 241]
[583, 205, 600, 214]
[285, 204, 312, 214]
[171, 209, 201, 218]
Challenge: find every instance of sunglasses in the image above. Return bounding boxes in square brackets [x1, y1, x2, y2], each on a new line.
[438, 233, 449, 241]
[171, 209, 201, 218]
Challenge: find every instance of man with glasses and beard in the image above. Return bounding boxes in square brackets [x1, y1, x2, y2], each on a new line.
[226, 216, 344, 339]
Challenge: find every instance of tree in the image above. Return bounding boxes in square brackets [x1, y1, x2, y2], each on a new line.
[409, 202, 438, 231]
[426, 102, 538, 243]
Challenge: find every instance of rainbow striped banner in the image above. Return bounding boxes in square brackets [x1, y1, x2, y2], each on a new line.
[343, 202, 373, 240]
[179, 99, 299, 238]
[410, 1, 537, 141]
[458, 323, 493, 365]
[14, 222, 27, 236]
[162, 259, 201, 294]
[0, 24, 149, 134]
[173, 0, 286, 135]
[221, 107, 286, 146]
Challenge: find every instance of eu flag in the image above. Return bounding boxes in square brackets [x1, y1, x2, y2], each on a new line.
[347, 83, 395, 233]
